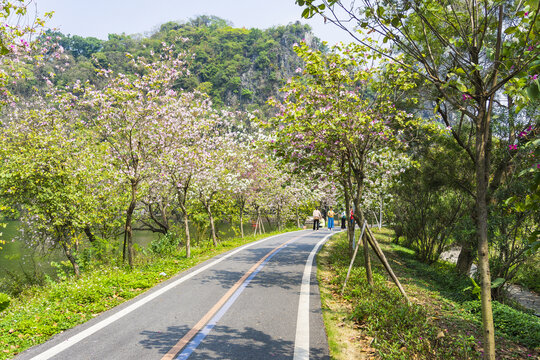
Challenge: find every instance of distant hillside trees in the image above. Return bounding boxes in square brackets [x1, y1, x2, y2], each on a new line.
[37, 16, 320, 117]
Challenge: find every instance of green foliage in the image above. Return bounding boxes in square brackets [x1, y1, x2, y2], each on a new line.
[513, 252, 540, 293]
[390, 242, 476, 303]
[78, 236, 120, 269]
[0, 94, 123, 274]
[148, 233, 180, 255]
[463, 278, 482, 300]
[48, 31, 103, 58]
[463, 300, 540, 348]
[504, 137, 540, 253]
[323, 233, 479, 359]
[390, 234, 540, 349]
[38, 17, 317, 116]
[0, 228, 294, 359]
[0, 293, 10, 312]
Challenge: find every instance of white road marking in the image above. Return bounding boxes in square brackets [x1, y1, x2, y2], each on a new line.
[27, 230, 307, 360]
[293, 232, 333, 360]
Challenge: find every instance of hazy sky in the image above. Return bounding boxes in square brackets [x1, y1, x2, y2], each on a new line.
[33, 0, 355, 46]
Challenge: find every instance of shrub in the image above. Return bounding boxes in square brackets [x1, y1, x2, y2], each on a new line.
[513, 253, 540, 293]
[463, 300, 540, 348]
[0, 293, 10, 312]
[148, 233, 180, 255]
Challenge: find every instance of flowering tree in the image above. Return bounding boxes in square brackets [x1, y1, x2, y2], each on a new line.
[270, 43, 416, 228]
[360, 148, 410, 228]
[0, 92, 117, 275]
[237, 153, 277, 235]
[0, 0, 53, 106]
[229, 146, 257, 238]
[146, 91, 218, 257]
[82, 45, 186, 266]
[268, 41, 416, 297]
[191, 111, 246, 246]
[0, 1, 53, 249]
[287, 174, 316, 228]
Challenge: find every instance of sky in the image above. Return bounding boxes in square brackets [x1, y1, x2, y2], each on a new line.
[32, 0, 356, 46]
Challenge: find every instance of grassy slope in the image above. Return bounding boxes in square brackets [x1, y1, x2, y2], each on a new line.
[317, 228, 539, 360]
[0, 229, 295, 359]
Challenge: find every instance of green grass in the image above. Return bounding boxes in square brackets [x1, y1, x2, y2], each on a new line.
[317, 229, 540, 359]
[0, 228, 297, 359]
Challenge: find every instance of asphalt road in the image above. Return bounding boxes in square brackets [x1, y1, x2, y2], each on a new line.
[15, 229, 335, 360]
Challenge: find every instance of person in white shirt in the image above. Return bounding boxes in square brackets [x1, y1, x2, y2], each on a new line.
[312, 208, 322, 230]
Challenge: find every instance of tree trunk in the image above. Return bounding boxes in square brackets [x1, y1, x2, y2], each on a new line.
[239, 201, 245, 238]
[357, 211, 373, 286]
[264, 215, 271, 232]
[379, 195, 383, 230]
[180, 203, 191, 258]
[456, 242, 475, 276]
[206, 204, 218, 247]
[343, 183, 354, 258]
[61, 240, 80, 277]
[177, 181, 191, 257]
[183, 213, 191, 257]
[475, 107, 496, 359]
[123, 180, 138, 267]
[277, 205, 282, 231]
[260, 215, 266, 234]
[362, 227, 373, 286]
[254, 207, 260, 235]
[84, 226, 96, 243]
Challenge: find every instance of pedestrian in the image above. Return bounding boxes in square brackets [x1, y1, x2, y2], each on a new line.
[340, 209, 346, 229]
[312, 208, 322, 230]
[350, 208, 355, 228]
[327, 208, 335, 231]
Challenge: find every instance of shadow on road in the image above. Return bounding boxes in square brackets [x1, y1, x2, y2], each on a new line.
[197, 243, 316, 291]
[139, 324, 328, 359]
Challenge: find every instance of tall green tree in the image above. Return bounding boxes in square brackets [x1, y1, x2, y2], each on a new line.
[295, 1, 539, 357]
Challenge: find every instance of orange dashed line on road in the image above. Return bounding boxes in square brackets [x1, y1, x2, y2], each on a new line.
[161, 234, 304, 360]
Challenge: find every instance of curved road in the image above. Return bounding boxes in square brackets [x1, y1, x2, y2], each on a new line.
[15, 230, 335, 360]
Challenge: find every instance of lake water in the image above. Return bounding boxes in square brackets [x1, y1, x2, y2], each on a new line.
[1, 221, 67, 280]
[0, 219, 278, 280]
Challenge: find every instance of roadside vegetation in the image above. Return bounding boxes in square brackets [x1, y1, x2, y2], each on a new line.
[318, 229, 539, 359]
[0, 228, 297, 359]
[1, 2, 538, 360]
